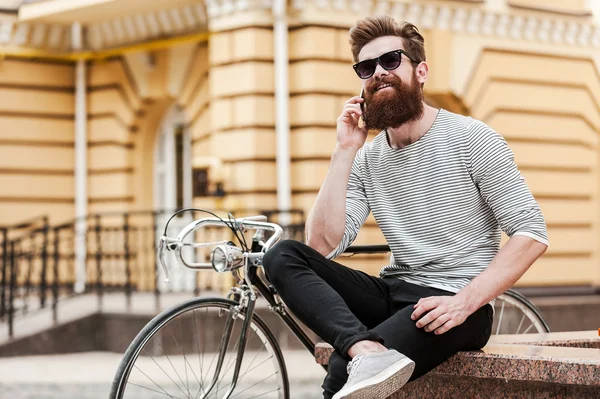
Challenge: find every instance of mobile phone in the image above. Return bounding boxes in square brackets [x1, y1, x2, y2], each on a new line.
[359, 87, 365, 112]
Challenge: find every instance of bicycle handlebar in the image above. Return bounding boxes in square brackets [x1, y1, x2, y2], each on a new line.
[158, 215, 283, 282]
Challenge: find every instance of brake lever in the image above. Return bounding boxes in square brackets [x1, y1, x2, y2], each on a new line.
[158, 236, 170, 282]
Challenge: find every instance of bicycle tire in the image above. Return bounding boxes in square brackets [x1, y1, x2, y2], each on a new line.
[109, 297, 290, 399]
[495, 288, 551, 334]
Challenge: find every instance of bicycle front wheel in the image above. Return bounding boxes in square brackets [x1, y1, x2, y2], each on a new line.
[110, 297, 290, 399]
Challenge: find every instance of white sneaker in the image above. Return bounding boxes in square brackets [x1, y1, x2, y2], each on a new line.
[332, 350, 415, 399]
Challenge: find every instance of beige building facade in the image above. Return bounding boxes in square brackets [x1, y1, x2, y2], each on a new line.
[1, 0, 600, 289]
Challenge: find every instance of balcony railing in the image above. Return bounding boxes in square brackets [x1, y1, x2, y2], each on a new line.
[0, 208, 306, 339]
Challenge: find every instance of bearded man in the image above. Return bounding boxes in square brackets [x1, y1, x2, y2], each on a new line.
[263, 15, 549, 399]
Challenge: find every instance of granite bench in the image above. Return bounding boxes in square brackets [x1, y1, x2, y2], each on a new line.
[315, 330, 600, 398]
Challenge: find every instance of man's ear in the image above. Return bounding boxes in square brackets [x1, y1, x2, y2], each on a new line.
[415, 61, 428, 85]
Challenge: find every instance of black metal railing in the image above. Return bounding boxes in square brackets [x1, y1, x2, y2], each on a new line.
[0, 208, 305, 339]
[0, 216, 51, 337]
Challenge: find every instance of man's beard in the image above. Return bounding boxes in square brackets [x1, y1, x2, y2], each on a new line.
[362, 72, 424, 131]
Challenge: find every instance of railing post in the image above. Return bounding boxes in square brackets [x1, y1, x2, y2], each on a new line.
[8, 241, 15, 338]
[40, 217, 49, 309]
[95, 214, 103, 312]
[52, 227, 60, 326]
[153, 211, 160, 313]
[0, 228, 7, 319]
[24, 237, 33, 315]
[123, 213, 131, 311]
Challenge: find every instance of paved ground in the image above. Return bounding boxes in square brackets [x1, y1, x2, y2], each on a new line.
[0, 349, 326, 399]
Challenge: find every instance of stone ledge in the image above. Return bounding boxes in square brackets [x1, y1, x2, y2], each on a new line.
[490, 330, 600, 349]
[315, 331, 600, 388]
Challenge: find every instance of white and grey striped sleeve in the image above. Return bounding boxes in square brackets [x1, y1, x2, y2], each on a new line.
[326, 149, 371, 259]
[467, 121, 549, 246]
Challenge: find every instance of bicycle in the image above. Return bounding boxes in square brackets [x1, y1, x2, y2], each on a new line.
[109, 211, 551, 399]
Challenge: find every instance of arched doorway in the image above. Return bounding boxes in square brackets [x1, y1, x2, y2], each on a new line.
[154, 103, 195, 292]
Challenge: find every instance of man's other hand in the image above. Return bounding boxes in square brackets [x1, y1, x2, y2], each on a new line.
[411, 296, 472, 335]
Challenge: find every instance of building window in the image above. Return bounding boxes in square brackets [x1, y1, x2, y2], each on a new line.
[193, 168, 209, 197]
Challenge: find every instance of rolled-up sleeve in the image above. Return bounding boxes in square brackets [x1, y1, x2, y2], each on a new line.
[326, 149, 371, 259]
[467, 121, 549, 246]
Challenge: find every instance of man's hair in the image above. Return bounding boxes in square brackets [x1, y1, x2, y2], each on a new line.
[349, 15, 425, 64]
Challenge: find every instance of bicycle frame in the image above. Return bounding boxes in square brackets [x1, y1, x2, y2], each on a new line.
[197, 285, 259, 399]
[194, 253, 321, 398]
[163, 219, 321, 399]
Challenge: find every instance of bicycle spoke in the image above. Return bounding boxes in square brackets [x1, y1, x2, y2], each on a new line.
[229, 371, 278, 399]
[192, 309, 206, 392]
[199, 307, 208, 389]
[495, 300, 505, 335]
[178, 316, 190, 396]
[242, 337, 267, 372]
[217, 322, 265, 396]
[515, 313, 526, 334]
[217, 341, 241, 383]
[246, 387, 281, 399]
[134, 364, 186, 399]
[217, 322, 258, 385]
[145, 356, 188, 398]
[193, 309, 236, 399]
[204, 311, 233, 376]
[127, 381, 186, 399]
[210, 315, 277, 399]
[242, 355, 275, 377]
[156, 341, 193, 398]
[232, 341, 270, 388]
[194, 308, 212, 399]
[213, 323, 265, 395]
[214, 353, 267, 396]
[522, 323, 534, 334]
[165, 320, 202, 390]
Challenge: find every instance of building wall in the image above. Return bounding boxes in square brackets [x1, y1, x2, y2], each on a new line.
[461, 46, 600, 286]
[0, 59, 75, 225]
[88, 58, 141, 215]
[201, 26, 278, 212]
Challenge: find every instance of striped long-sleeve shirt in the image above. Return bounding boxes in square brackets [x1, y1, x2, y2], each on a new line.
[327, 109, 549, 294]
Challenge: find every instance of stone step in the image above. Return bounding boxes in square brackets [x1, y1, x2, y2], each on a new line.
[315, 332, 600, 399]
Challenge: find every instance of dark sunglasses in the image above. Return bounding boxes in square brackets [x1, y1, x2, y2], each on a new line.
[353, 49, 415, 79]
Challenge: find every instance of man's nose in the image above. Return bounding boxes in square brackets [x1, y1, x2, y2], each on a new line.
[372, 63, 388, 79]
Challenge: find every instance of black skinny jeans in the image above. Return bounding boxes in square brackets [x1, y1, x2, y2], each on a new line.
[262, 240, 493, 399]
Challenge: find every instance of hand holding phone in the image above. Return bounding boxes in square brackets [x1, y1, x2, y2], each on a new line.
[336, 89, 368, 151]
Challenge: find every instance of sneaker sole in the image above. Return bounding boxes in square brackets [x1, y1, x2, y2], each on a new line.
[332, 357, 415, 399]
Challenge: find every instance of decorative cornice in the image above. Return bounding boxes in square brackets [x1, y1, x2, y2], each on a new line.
[3, 1, 598, 50]
[0, 3, 210, 51]
[205, 0, 274, 19]
[286, 0, 600, 48]
[87, 4, 208, 50]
